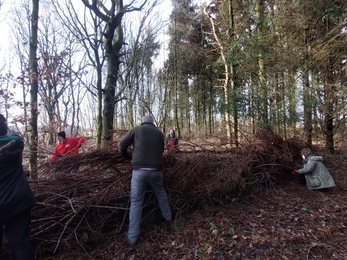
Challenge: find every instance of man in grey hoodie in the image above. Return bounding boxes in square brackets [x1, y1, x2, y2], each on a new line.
[118, 115, 172, 246]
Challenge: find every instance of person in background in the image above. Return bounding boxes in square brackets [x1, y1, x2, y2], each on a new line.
[0, 114, 37, 260]
[51, 131, 86, 173]
[292, 148, 336, 190]
[118, 115, 172, 246]
[165, 128, 179, 151]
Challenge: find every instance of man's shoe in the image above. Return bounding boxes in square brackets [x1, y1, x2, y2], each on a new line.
[124, 233, 136, 247]
[163, 220, 174, 231]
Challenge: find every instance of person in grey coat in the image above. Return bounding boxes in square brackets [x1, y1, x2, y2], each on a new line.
[118, 115, 172, 246]
[292, 148, 336, 190]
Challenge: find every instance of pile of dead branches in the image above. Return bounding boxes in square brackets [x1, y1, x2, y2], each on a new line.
[28, 128, 306, 258]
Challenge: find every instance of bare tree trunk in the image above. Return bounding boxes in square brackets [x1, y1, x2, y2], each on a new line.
[228, 0, 238, 147]
[29, 0, 39, 179]
[173, 8, 180, 138]
[256, 0, 268, 126]
[203, 5, 232, 142]
[288, 69, 297, 135]
[102, 15, 123, 144]
[96, 69, 103, 148]
[83, 0, 146, 146]
[303, 30, 312, 145]
[324, 61, 335, 154]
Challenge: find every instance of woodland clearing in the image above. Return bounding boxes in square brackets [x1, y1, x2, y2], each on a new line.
[2, 129, 347, 260]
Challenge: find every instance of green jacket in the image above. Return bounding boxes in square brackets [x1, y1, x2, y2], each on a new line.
[118, 122, 164, 169]
[298, 153, 336, 190]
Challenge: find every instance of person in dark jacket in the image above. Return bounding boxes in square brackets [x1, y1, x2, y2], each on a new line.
[0, 114, 36, 259]
[292, 148, 336, 190]
[118, 115, 172, 246]
[165, 128, 179, 151]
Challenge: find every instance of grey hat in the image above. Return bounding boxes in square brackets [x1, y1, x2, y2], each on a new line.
[142, 115, 154, 124]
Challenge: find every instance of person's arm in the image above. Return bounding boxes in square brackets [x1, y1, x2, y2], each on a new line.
[0, 135, 23, 157]
[76, 136, 86, 148]
[298, 159, 317, 174]
[63, 137, 85, 154]
[118, 130, 134, 158]
[0, 140, 16, 153]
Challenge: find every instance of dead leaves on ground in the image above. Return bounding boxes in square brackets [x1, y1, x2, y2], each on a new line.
[5, 129, 347, 259]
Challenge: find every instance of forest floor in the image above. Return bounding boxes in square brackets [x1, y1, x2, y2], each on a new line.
[53, 149, 347, 260]
[107, 159, 347, 260]
[3, 140, 347, 260]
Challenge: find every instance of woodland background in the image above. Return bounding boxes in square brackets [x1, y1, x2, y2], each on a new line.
[0, 0, 346, 175]
[0, 0, 347, 259]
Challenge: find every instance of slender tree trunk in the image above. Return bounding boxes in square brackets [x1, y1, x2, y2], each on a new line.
[96, 68, 103, 148]
[280, 73, 287, 138]
[21, 72, 29, 144]
[93, 17, 104, 148]
[303, 30, 312, 145]
[256, 0, 268, 126]
[324, 61, 335, 154]
[228, 0, 238, 147]
[203, 6, 232, 142]
[273, 74, 279, 133]
[29, 0, 39, 179]
[208, 83, 214, 135]
[174, 75, 179, 136]
[288, 69, 297, 135]
[173, 8, 180, 138]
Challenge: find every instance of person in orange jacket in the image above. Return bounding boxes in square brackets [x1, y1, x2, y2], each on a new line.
[51, 131, 86, 173]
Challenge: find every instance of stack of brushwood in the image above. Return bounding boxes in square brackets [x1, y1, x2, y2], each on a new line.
[28, 128, 306, 257]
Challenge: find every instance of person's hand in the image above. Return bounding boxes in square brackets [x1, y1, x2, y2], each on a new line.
[291, 169, 299, 175]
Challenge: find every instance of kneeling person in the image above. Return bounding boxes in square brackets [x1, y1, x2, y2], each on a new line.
[293, 148, 336, 190]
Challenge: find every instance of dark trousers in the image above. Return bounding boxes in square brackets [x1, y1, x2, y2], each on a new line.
[0, 209, 33, 260]
[298, 174, 307, 186]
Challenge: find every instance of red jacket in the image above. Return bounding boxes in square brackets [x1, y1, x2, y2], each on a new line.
[51, 136, 86, 161]
[166, 134, 178, 149]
